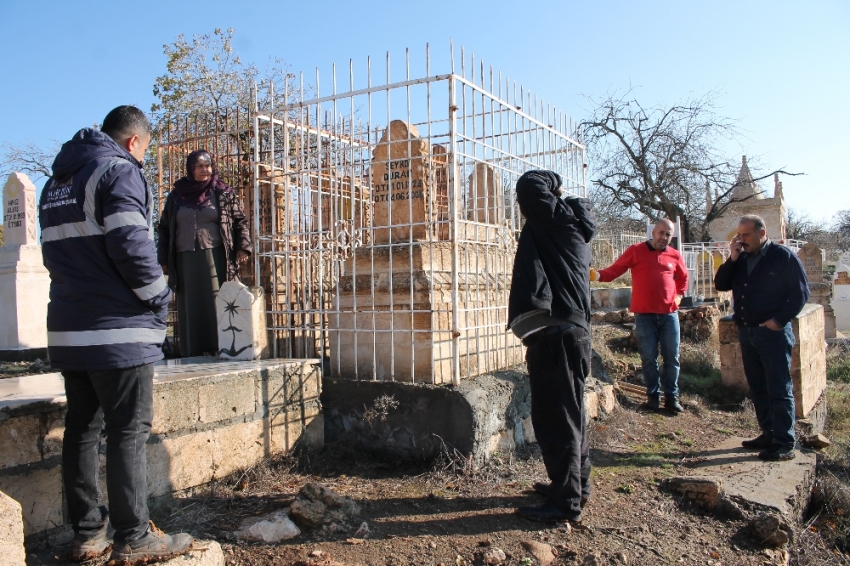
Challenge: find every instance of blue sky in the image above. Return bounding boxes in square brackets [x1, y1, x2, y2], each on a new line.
[0, 0, 847, 223]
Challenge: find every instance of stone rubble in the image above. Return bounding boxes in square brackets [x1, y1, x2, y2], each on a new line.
[235, 509, 300, 543]
[521, 540, 554, 566]
[749, 513, 794, 547]
[660, 475, 724, 509]
[290, 483, 361, 530]
[801, 433, 831, 449]
[482, 547, 506, 564]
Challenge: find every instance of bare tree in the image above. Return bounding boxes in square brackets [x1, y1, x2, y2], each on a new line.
[0, 140, 60, 182]
[581, 90, 800, 242]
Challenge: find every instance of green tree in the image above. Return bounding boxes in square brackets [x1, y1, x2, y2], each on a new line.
[152, 28, 293, 115]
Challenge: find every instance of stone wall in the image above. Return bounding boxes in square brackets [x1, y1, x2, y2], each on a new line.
[718, 304, 827, 418]
[0, 360, 322, 547]
[590, 287, 631, 309]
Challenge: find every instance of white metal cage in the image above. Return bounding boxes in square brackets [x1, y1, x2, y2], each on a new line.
[249, 44, 586, 385]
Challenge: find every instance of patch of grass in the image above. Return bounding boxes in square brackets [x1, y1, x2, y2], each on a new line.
[681, 438, 695, 447]
[715, 427, 734, 435]
[812, 382, 850, 554]
[679, 339, 719, 377]
[827, 342, 850, 383]
[678, 370, 745, 407]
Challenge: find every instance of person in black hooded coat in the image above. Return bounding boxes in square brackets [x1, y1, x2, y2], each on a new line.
[508, 170, 596, 524]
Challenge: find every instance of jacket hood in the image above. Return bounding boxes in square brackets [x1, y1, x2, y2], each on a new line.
[563, 196, 597, 243]
[51, 128, 139, 182]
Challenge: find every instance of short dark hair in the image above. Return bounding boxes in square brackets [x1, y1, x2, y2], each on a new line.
[739, 214, 766, 232]
[101, 105, 151, 141]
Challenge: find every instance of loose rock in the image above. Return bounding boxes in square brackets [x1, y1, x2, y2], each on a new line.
[802, 434, 831, 449]
[482, 547, 506, 564]
[613, 550, 629, 564]
[521, 541, 554, 566]
[581, 554, 603, 566]
[235, 509, 300, 543]
[749, 513, 793, 547]
[353, 521, 369, 538]
[660, 475, 724, 509]
[290, 483, 361, 529]
[159, 540, 224, 566]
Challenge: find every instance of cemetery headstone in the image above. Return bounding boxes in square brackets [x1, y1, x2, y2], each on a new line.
[797, 242, 823, 283]
[467, 163, 502, 225]
[371, 120, 434, 243]
[798, 243, 835, 339]
[0, 173, 49, 353]
[833, 262, 850, 333]
[216, 281, 269, 360]
[3, 173, 37, 247]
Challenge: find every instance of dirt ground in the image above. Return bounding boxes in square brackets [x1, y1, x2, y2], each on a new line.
[22, 329, 850, 565]
[32, 389, 846, 566]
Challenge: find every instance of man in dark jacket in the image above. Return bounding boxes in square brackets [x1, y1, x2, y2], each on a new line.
[714, 214, 809, 461]
[508, 170, 596, 523]
[39, 106, 192, 563]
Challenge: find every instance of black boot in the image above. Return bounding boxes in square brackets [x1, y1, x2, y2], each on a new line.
[665, 396, 684, 413]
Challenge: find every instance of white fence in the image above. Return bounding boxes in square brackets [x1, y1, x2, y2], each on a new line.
[249, 44, 586, 385]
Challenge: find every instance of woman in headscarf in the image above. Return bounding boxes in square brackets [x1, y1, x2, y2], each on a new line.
[157, 149, 251, 357]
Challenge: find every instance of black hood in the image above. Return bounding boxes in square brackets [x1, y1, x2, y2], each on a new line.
[51, 128, 139, 183]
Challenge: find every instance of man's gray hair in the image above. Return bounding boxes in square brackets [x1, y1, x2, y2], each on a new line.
[738, 214, 766, 232]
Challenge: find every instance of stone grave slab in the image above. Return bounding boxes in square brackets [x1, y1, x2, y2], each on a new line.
[797, 242, 835, 339]
[216, 282, 268, 360]
[687, 436, 815, 519]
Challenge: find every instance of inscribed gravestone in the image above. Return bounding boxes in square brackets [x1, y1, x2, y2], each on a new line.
[797, 242, 823, 283]
[3, 173, 37, 247]
[371, 121, 433, 243]
[216, 281, 268, 360]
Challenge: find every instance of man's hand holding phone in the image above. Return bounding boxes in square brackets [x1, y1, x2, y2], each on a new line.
[730, 235, 743, 261]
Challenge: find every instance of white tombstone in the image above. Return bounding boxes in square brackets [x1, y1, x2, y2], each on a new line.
[216, 281, 268, 360]
[832, 262, 850, 334]
[0, 173, 49, 352]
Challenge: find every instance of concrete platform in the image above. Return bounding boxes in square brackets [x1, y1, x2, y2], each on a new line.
[686, 436, 816, 520]
[0, 357, 322, 550]
[0, 357, 309, 410]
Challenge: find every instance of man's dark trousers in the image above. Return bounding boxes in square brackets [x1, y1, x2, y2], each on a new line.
[738, 324, 796, 449]
[526, 325, 592, 519]
[62, 363, 154, 543]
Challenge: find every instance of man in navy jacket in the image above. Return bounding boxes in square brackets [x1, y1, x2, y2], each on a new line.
[714, 214, 809, 461]
[508, 170, 596, 524]
[39, 106, 191, 563]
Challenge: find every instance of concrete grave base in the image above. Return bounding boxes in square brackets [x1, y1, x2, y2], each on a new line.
[322, 369, 615, 463]
[686, 436, 816, 521]
[0, 357, 322, 551]
[0, 489, 25, 566]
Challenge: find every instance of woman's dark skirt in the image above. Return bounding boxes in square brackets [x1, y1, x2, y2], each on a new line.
[176, 246, 226, 357]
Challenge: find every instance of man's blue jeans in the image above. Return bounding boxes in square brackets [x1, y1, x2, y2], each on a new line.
[738, 324, 796, 449]
[62, 363, 154, 543]
[634, 313, 680, 399]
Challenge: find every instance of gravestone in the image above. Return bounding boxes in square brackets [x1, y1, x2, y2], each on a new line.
[797, 243, 835, 339]
[0, 173, 49, 355]
[216, 281, 269, 360]
[371, 121, 435, 244]
[833, 261, 850, 333]
[3, 173, 37, 247]
[467, 163, 502, 225]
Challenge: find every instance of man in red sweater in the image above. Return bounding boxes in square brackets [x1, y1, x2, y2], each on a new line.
[592, 219, 689, 412]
